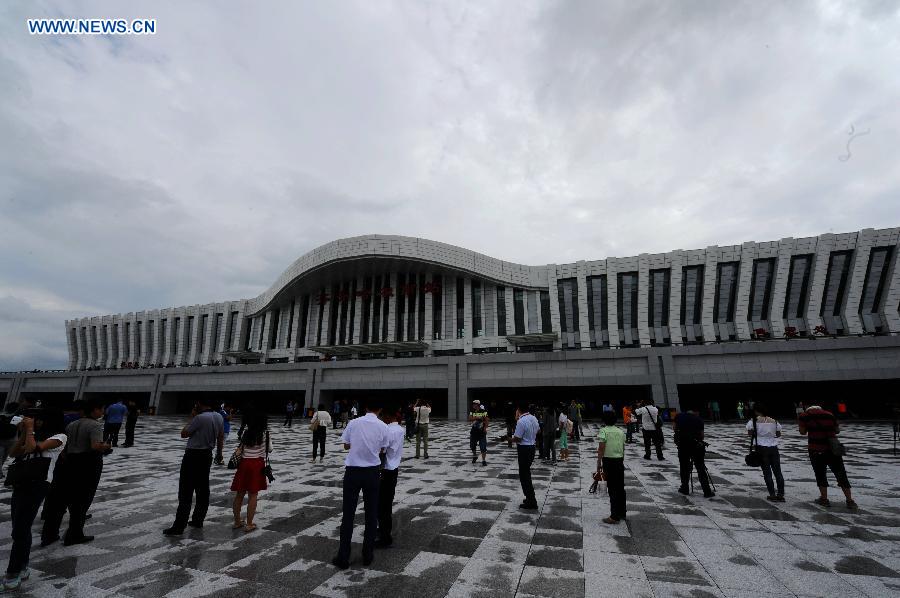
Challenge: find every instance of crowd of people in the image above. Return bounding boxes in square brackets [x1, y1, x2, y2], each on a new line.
[0, 393, 861, 590]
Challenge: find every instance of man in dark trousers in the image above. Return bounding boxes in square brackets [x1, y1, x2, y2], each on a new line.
[333, 401, 389, 569]
[164, 398, 224, 535]
[284, 401, 295, 427]
[122, 400, 139, 447]
[635, 400, 665, 461]
[104, 399, 128, 447]
[377, 406, 406, 548]
[673, 409, 714, 498]
[42, 398, 111, 546]
[512, 404, 541, 510]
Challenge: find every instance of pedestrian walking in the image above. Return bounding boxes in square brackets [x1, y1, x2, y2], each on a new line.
[42, 399, 111, 547]
[122, 400, 139, 447]
[340, 400, 350, 428]
[596, 410, 627, 524]
[2, 409, 66, 592]
[710, 400, 721, 423]
[350, 402, 359, 420]
[283, 401, 295, 428]
[746, 403, 785, 502]
[558, 409, 571, 461]
[673, 409, 714, 497]
[414, 399, 431, 459]
[164, 398, 225, 535]
[310, 403, 331, 463]
[622, 404, 634, 444]
[103, 399, 128, 447]
[568, 400, 581, 442]
[512, 404, 540, 510]
[634, 400, 664, 460]
[332, 402, 389, 570]
[377, 406, 405, 548]
[332, 400, 342, 429]
[541, 404, 557, 464]
[231, 410, 270, 533]
[469, 400, 489, 466]
[798, 405, 857, 509]
[404, 401, 415, 440]
[504, 400, 516, 448]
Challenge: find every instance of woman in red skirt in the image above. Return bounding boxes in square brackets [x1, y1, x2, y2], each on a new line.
[231, 410, 270, 532]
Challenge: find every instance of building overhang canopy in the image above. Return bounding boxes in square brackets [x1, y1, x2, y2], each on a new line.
[505, 333, 559, 346]
[220, 350, 263, 361]
[308, 341, 430, 356]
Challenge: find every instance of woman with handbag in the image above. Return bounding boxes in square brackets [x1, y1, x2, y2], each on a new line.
[310, 403, 331, 463]
[745, 403, 785, 502]
[3, 410, 66, 591]
[230, 411, 270, 533]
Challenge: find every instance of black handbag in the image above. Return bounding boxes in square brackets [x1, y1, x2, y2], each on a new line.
[4, 450, 51, 487]
[744, 416, 762, 467]
[227, 443, 243, 470]
[261, 431, 275, 482]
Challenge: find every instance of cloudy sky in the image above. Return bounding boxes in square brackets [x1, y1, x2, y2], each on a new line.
[1, 1, 898, 370]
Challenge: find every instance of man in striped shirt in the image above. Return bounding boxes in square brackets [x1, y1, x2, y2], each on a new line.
[798, 405, 857, 509]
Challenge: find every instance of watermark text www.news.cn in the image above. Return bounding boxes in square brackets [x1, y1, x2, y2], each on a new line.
[28, 18, 156, 35]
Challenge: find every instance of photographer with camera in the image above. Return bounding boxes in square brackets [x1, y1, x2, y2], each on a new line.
[41, 399, 111, 547]
[673, 409, 714, 498]
[2, 409, 66, 591]
[164, 397, 224, 536]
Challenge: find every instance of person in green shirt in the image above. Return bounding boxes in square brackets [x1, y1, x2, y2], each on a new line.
[596, 410, 627, 524]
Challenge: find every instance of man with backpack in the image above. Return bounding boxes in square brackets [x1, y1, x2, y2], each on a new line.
[634, 399, 665, 461]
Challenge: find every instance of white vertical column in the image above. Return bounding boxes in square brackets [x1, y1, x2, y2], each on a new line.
[319, 296, 331, 347]
[65, 323, 77, 370]
[769, 239, 795, 338]
[547, 268, 561, 345]
[444, 277, 455, 341]
[700, 249, 720, 341]
[668, 252, 684, 341]
[116, 316, 127, 367]
[306, 300, 320, 347]
[85, 319, 97, 368]
[385, 273, 397, 343]
[606, 260, 621, 347]
[733, 243, 756, 340]
[104, 320, 116, 368]
[139, 314, 149, 367]
[805, 235, 831, 332]
[637, 255, 652, 346]
[350, 278, 363, 344]
[127, 314, 137, 363]
[424, 271, 434, 342]
[843, 230, 871, 334]
[576, 262, 591, 349]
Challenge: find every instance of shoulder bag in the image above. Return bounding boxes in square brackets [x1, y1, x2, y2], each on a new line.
[261, 431, 275, 482]
[4, 448, 51, 488]
[309, 413, 320, 432]
[745, 416, 762, 467]
[227, 441, 243, 469]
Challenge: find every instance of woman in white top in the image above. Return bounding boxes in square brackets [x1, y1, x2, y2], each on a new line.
[3, 410, 67, 591]
[310, 403, 332, 463]
[745, 402, 785, 501]
[558, 412, 571, 461]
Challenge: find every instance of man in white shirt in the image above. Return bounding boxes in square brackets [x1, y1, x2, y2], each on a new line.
[634, 400, 664, 461]
[377, 406, 406, 548]
[512, 403, 541, 510]
[333, 403, 389, 570]
[413, 399, 431, 459]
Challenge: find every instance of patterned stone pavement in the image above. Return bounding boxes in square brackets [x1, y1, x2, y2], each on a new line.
[0, 415, 898, 597]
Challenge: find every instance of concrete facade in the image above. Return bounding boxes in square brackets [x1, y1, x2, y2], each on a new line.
[3, 229, 899, 417]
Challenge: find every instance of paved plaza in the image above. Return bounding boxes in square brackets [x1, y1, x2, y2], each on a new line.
[0, 416, 898, 597]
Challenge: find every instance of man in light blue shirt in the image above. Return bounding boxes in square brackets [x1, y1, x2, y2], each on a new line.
[104, 400, 128, 447]
[513, 404, 541, 509]
[333, 403, 388, 570]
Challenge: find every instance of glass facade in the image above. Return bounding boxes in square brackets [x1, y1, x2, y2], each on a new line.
[200, 314, 209, 354]
[348, 280, 357, 344]
[860, 246, 894, 314]
[125, 322, 131, 359]
[456, 277, 465, 338]
[680, 266, 704, 325]
[820, 251, 853, 318]
[648, 269, 670, 327]
[557, 278, 580, 333]
[360, 280, 371, 344]
[617, 272, 639, 330]
[713, 262, 740, 323]
[147, 321, 154, 359]
[587, 275, 609, 347]
[540, 290, 552, 333]
[432, 275, 443, 340]
[748, 259, 776, 322]
[513, 288, 525, 335]
[189, 315, 197, 356]
[472, 280, 483, 337]
[286, 301, 295, 348]
[418, 274, 426, 340]
[783, 255, 813, 319]
[371, 277, 382, 344]
[136, 321, 142, 357]
[298, 297, 309, 348]
[267, 310, 277, 350]
[526, 291, 539, 334]
[497, 286, 507, 336]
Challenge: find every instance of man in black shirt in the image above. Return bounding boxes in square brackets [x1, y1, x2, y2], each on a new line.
[673, 409, 714, 498]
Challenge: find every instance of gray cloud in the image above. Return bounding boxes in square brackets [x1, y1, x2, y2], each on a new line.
[1, 0, 898, 369]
